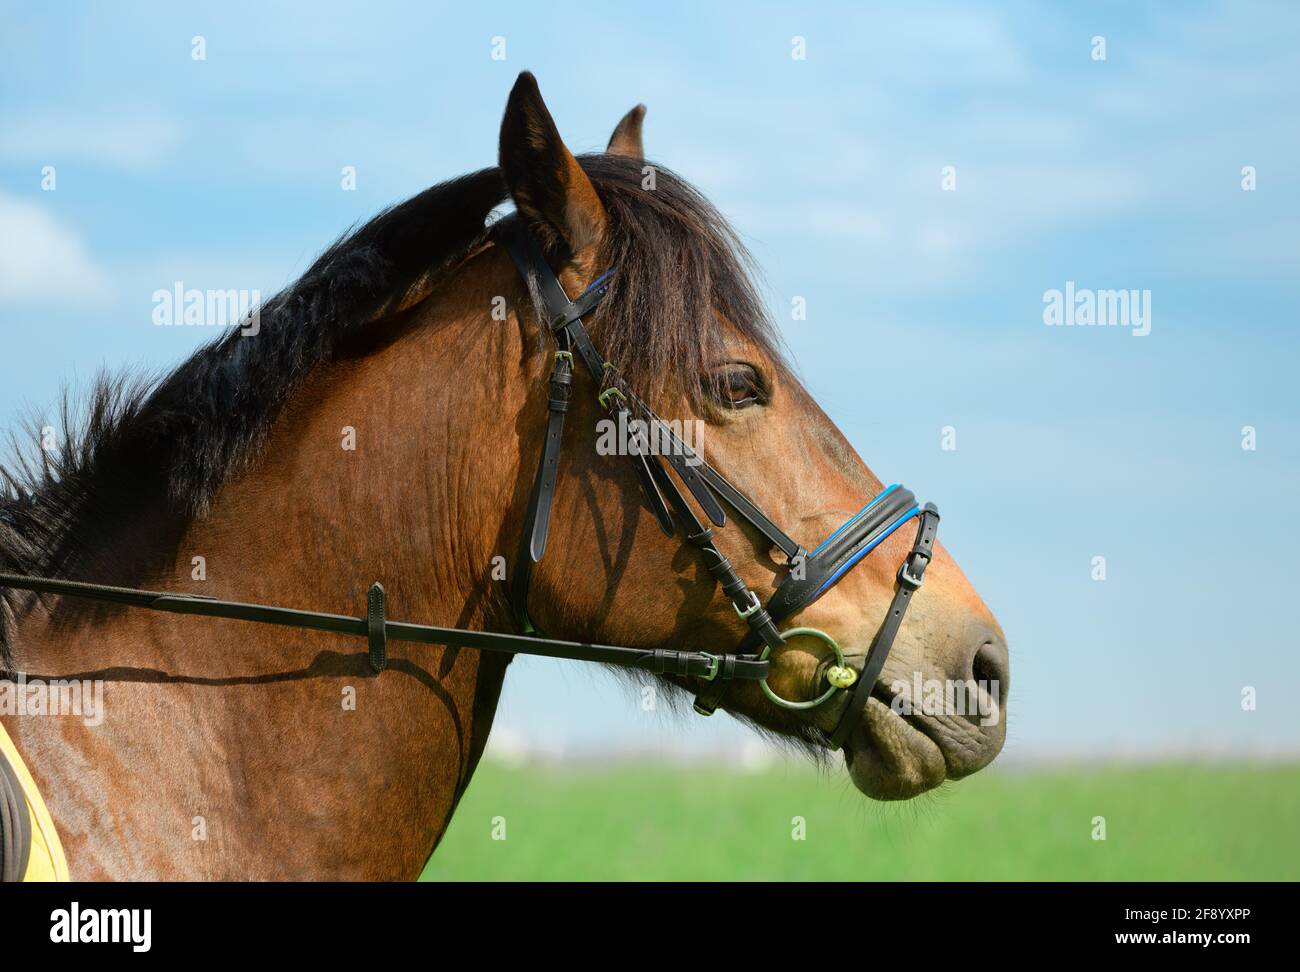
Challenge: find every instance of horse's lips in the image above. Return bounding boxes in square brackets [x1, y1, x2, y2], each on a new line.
[841, 696, 947, 800]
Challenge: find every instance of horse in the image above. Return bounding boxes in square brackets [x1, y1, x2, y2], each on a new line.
[0, 73, 1008, 879]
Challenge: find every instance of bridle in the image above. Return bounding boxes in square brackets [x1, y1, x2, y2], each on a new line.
[0, 219, 939, 751]
[501, 222, 939, 747]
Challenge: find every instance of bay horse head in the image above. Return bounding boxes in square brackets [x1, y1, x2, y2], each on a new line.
[493, 73, 1008, 798]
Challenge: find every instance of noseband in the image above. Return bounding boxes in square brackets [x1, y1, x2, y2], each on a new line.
[0, 221, 939, 751]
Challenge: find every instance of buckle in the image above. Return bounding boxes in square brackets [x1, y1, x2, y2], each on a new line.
[898, 557, 926, 590]
[733, 590, 762, 619]
[698, 652, 721, 682]
[553, 350, 573, 367]
[597, 386, 627, 409]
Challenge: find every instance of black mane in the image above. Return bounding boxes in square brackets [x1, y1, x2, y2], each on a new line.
[0, 155, 781, 661]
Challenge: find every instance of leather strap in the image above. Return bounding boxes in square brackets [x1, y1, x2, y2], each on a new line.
[509, 343, 574, 631]
[763, 486, 918, 629]
[826, 504, 939, 749]
[503, 223, 675, 543]
[622, 385, 799, 556]
[626, 396, 727, 529]
[553, 270, 613, 330]
[0, 573, 768, 683]
[530, 345, 573, 560]
[646, 458, 784, 652]
[598, 397, 675, 538]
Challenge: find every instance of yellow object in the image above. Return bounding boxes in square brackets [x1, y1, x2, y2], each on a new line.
[0, 720, 69, 881]
[826, 665, 858, 689]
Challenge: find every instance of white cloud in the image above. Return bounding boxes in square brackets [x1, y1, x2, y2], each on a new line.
[0, 194, 112, 303]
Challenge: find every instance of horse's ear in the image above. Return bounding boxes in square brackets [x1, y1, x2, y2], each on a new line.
[499, 71, 606, 261]
[606, 104, 646, 160]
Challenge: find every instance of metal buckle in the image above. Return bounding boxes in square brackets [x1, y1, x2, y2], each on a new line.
[698, 652, 721, 682]
[898, 557, 926, 590]
[597, 386, 627, 409]
[733, 590, 762, 619]
[553, 350, 573, 367]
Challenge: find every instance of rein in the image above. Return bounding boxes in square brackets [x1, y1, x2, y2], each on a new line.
[0, 572, 758, 682]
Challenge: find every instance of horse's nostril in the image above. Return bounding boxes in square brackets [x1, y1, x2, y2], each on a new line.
[970, 638, 1010, 699]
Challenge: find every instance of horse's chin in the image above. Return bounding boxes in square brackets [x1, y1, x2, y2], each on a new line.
[841, 697, 947, 800]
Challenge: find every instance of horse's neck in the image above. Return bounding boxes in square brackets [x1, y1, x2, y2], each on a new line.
[8, 267, 527, 878]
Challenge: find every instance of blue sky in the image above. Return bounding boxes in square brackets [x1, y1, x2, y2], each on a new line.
[1, 1, 1297, 759]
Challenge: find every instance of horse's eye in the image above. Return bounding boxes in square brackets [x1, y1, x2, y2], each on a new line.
[707, 362, 768, 409]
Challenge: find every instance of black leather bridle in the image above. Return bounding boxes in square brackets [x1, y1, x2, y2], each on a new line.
[500, 221, 939, 747]
[0, 220, 939, 750]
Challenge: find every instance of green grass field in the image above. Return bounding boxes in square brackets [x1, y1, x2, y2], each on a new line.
[420, 761, 1300, 881]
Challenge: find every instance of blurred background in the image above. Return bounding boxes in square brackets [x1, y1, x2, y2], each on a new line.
[2, 1, 1297, 878]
